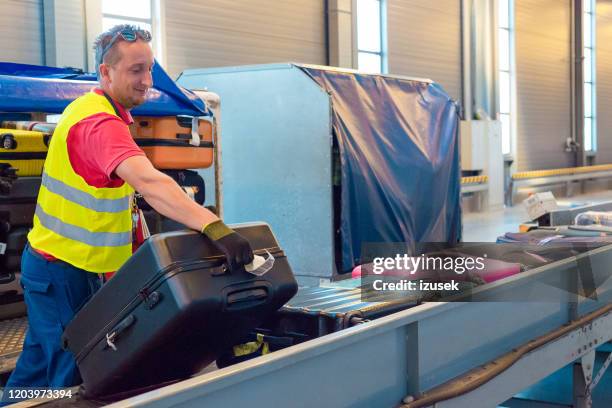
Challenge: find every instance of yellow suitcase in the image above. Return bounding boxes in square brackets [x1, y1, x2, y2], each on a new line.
[0, 129, 49, 176]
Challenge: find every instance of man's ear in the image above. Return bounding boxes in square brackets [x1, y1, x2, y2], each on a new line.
[99, 63, 111, 83]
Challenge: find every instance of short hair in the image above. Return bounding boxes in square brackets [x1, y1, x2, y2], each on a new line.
[92, 24, 151, 80]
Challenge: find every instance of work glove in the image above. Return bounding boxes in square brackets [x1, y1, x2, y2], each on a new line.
[202, 220, 254, 272]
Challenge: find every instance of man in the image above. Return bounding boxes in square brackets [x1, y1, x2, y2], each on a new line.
[3, 25, 253, 396]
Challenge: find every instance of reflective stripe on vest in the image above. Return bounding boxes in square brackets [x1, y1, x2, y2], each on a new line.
[41, 172, 131, 213]
[35, 204, 132, 247]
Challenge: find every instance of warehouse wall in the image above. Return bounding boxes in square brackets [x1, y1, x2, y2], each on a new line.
[514, 0, 573, 171]
[164, 0, 327, 78]
[0, 0, 45, 65]
[2, 0, 604, 175]
[387, 0, 462, 103]
[596, 0, 612, 163]
[44, 0, 87, 69]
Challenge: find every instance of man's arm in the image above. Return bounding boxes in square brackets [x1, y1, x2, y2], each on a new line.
[115, 155, 218, 230]
[115, 155, 254, 270]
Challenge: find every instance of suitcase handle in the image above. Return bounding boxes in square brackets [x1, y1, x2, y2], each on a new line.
[225, 287, 269, 310]
[0, 272, 15, 285]
[209, 248, 284, 277]
[190, 116, 200, 146]
[175, 115, 212, 147]
[105, 314, 136, 351]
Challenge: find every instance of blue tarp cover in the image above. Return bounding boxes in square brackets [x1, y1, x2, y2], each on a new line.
[299, 67, 462, 271]
[0, 62, 208, 116]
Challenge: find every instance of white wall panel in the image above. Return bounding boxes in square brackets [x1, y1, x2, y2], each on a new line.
[0, 0, 44, 65]
[387, 0, 462, 102]
[515, 0, 573, 171]
[165, 0, 326, 78]
[596, 0, 612, 163]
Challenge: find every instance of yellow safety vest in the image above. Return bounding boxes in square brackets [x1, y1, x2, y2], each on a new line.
[28, 91, 134, 272]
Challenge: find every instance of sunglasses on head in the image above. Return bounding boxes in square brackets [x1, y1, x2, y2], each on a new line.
[98, 27, 152, 65]
[114, 28, 152, 42]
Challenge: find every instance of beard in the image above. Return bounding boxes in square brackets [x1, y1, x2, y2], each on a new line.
[121, 93, 147, 110]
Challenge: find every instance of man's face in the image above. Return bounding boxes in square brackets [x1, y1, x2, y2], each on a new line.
[100, 40, 154, 109]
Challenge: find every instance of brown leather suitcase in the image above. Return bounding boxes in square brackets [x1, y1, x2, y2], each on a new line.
[130, 116, 214, 169]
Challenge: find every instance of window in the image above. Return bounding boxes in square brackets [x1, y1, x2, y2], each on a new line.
[102, 0, 152, 32]
[101, 0, 163, 64]
[498, 0, 515, 156]
[583, 0, 596, 152]
[356, 0, 385, 74]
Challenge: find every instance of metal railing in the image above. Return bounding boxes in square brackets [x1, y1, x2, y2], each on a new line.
[506, 164, 612, 206]
[461, 175, 489, 209]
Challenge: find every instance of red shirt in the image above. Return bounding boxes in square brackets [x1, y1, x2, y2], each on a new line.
[67, 89, 145, 188]
[34, 89, 146, 264]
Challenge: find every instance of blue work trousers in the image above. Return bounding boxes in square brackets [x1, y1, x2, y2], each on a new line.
[1, 243, 101, 404]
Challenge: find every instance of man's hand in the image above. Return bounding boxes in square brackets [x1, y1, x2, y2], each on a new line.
[202, 220, 254, 272]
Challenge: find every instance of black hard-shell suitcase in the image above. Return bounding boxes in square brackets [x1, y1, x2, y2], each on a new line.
[137, 169, 205, 234]
[136, 169, 205, 211]
[62, 222, 298, 398]
[0, 227, 28, 271]
[0, 177, 40, 227]
[0, 272, 23, 303]
[0, 272, 25, 320]
[163, 169, 205, 205]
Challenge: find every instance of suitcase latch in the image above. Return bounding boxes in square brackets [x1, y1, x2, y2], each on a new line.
[139, 288, 162, 310]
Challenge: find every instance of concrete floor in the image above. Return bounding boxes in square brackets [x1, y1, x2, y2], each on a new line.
[462, 190, 612, 242]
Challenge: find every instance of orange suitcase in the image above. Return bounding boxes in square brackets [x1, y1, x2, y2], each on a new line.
[130, 116, 214, 169]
